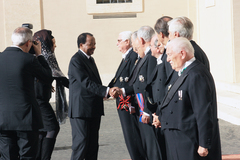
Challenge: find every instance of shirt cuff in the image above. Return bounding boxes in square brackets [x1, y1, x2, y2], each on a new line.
[143, 111, 150, 117]
[122, 88, 126, 97]
[105, 87, 110, 98]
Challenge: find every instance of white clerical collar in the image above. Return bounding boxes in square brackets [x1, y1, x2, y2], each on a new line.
[11, 45, 23, 51]
[144, 46, 150, 55]
[178, 57, 196, 76]
[79, 48, 90, 59]
[157, 54, 163, 65]
[122, 47, 132, 59]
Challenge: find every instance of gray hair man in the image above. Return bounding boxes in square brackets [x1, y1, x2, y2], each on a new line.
[136, 26, 155, 58]
[153, 37, 222, 160]
[154, 16, 173, 47]
[0, 27, 52, 159]
[168, 16, 210, 70]
[117, 31, 132, 53]
[125, 26, 162, 160]
[108, 31, 146, 160]
[131, 31, 138, 53]
[150, 34, 164, 60]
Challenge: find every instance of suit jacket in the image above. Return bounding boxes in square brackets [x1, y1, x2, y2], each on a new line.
[190, 40, 210, 71]
[125, 50, 157, 95]
[108, 48, 137, 89]
[144, 61, 167, 114]
[68, 50, 107, 118]
[0, 47, 52, 131]
[159, 60, 221, 159]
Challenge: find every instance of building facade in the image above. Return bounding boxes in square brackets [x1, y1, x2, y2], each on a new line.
[0, 0, 240, 85]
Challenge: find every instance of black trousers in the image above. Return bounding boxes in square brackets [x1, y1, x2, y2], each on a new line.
[116, 98, 146, 160]
[164, 129, 199, 160]
[138, 122, 162, 160]
[156, 128, 167, 160]
[0, 130, 38, 160]
[70, 117, 101, 160]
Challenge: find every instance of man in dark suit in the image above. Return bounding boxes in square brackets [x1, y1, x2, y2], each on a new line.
[0, 27, 52, 159]
[120, 26, 162, 160]
[68, 33, 116, 160]
[153, 37, 222, 160]
[108, 31, 146, 160]
[157, 16, 211, 93]
[168, 16, 210, 71]
[154, 16, 178, 90]
[144, 34, 167, 160]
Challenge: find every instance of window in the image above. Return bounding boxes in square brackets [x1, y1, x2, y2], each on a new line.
[97, 0, 132, 3]
[87, 0, 142, 15]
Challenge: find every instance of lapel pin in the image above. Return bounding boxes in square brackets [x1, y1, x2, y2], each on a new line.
[178, 90, 182, 100]
[139, 75, 144, 82]
[125, 77, 129, 82]
[168, 84, 172, 91]
[119, 77, 123, 82]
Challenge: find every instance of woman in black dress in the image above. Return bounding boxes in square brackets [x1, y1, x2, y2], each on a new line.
[33, 30, 69, 160]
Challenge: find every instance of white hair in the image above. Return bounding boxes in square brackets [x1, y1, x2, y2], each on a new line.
[168, 16, 194, 40]
[119, 31, 132, 44]
[11, 27, 33, 46]
[137, 26, 155, 42]
[168, 37, 194, 56]
[131, 31, 138, 42]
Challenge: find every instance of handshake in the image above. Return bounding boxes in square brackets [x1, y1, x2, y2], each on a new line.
[109, 87, 123, 98]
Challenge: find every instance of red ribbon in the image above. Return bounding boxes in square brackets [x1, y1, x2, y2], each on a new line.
[117, 95, 131, 111]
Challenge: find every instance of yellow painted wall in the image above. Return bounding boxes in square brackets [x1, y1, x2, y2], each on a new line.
[197, 0, 234, 83]
[40, 0, 197, 84]
[232, 0, 240, 82]
[0, 0, 5, 51]
[0, 0, 42, 47]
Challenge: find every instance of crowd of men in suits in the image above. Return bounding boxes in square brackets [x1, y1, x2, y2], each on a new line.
[0, 15, 222, 160]
[104, 16, 221, 160]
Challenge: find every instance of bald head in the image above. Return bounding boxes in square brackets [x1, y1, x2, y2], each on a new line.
[166, 37, 194, 71]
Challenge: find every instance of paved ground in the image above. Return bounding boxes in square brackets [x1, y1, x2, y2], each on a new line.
[52, 100, 240, 160]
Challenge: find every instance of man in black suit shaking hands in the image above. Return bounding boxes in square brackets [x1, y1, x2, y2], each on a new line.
[68, 33, 118, 160]
[0, 27, 52, 159]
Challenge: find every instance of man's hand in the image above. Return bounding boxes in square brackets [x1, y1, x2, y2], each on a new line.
[152, 113, 161, 128]
[142, 114, 150, 124]
[129, 106, 135, 114]
[198, 146, 208, 157]
[109, 87, 123, 98]
[32, 40, 42, 56]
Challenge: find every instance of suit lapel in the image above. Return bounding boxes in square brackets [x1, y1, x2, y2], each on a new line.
[147, 65, 158, 84]
[130, 57, 141, 76]
[114, 49, 134, 80]
[78, 51, 102, 84]
[90, 57, 102, 84]
[130, 52, 149, 84]
[161, 60, 200, 109]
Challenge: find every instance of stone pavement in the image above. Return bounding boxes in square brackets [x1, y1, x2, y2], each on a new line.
[51, 100, 240, 160]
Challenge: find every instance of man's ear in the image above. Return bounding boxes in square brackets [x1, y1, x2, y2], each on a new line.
[79, 43, 83, 49]
[160, 32, 164, 38]
[125, 39, 130, 45]
[139, 37, 145, 45]
[181, 50, 187, 59]
[26, 40, 31, 47]
[175, 32, 180, 38]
